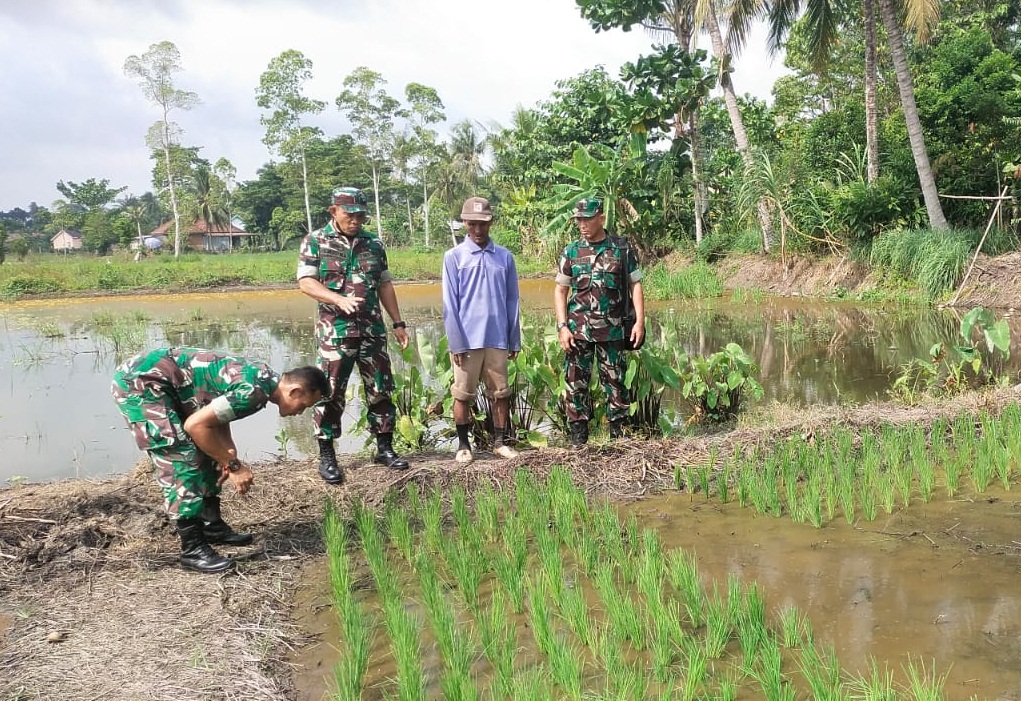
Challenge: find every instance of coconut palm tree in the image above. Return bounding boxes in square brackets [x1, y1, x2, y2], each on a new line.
[118, 193, 161, 254]
[768, 0, 947, 228]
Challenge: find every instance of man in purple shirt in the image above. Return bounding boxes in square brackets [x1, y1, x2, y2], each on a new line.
[442, 196, 522, 464]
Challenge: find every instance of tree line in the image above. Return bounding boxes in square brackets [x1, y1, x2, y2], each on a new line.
[1, 0, 1018, 266]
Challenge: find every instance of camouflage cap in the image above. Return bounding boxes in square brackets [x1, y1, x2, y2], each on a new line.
[332, 187, 368, 213]
[460, 196, 493, 222]
[572, 197, 604, 219]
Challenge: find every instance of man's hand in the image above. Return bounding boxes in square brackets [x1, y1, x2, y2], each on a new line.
[394, 326, 410, 349]
[218, 462, 255, 494]
[334, 294, 364, 316]
[630, 323, 645, 349]
[558, 326, 576, 353]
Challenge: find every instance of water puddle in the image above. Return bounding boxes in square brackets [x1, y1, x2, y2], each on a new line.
[287, 490, 1021, 700]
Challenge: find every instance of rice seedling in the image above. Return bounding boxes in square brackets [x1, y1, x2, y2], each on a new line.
[558, 576, 594, 649]
[451, 485, 471, 534]
[573, 524, 602, 576]
[354, 501, 398, 603]
[510, 666, 555, 701]
[442, 532, 487, 614]
[667, 549, 705, 627]
[778, 604, 807, 649]
[594, 561, 645, 650]
[476, 588, 516, 700]
[674, 465, 685, 491]
[474, 481, 502, 544]
[859, 454, 879, 522]
[649, 607, 680, 682]
[717, 459, 732, 503]
[604, 664, 649, 701]
[385, 500, 415, 566]
[382, 593, 426, 701]
[324, 501, 375, 701]
[847, 657, 898, 701]
[703, 582, 733, 659]
[680, 634, 709, 701]
[546, 638, 585, 701]
[798, 642, 847, 701]
[735, 583, 767, 672]
[972, 437, 994, 493]
[536, 525, 565, 601]
[492, 547, 526, 614]
[901, 656, 949, 701]
[526, 575, 557, 656]
[422, 489, 444, 554]
[752, 631, 797, 701]
[904, 426, 935, 503]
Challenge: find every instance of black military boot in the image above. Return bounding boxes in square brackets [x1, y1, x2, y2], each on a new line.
[568, 420, 589, 447]
[318, 438, 344, 485]
[374, 432, 409, 470]
[608, 419, 626, 440]
[177, 516, 235, 574]
[200, 496, 253, 546]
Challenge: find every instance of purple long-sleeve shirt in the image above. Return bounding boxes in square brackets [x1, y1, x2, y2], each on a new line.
[441, 238, 521, 354]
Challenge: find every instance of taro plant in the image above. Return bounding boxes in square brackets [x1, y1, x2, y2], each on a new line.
[891, 306, 1012, 401]
[677, 343, 764, 423]
[625, 341, 685, 436]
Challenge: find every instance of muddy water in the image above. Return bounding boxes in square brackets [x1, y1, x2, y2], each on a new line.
[1, 283, 1019, 482]
[287, 491, 1021, 701]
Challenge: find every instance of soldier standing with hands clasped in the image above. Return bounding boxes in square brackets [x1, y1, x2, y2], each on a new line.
[554, 197, 645, 446]
[297, 186, 411, 486]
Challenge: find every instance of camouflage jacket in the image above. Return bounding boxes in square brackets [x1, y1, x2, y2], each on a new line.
[296, 221, 394, 341]
[111, 348, 278, 450]
[555, 233, 642, 343]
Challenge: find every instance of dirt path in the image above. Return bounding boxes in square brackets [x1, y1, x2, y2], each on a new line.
[2, 389, 1020, 700]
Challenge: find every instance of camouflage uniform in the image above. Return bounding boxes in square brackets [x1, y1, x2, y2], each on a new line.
[556, 234, 642, 423]
[110, 348, 278, 519]
[297, 220, 397, 440]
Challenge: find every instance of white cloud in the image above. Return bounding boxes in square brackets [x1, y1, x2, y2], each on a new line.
[0, 0, 789, 211]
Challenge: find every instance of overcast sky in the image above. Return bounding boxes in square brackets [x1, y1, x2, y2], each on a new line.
[0, 0, 789, 212]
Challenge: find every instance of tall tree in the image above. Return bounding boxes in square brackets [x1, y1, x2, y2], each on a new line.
[770, 0, 946, 228]
[404, 83, 445, 247]
[56, 178, 126, 211]
[212, 158, 237, 251]
[877, 0, 947, 229]
[124, 41, 201, 257]
[336, 67, 407, 240]
[256, 50, 326, 237]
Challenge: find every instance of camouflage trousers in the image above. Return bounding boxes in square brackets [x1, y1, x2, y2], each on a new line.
[110, 373, 219, 520]
[315, 335, 396, 440]
[563, 339, 630, 424]
[148, 444, 221, 520]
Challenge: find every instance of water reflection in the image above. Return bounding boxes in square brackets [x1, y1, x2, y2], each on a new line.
[1, 285, 1017, 482]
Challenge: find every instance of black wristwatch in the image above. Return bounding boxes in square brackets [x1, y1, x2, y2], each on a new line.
[557, 321, 569, 331]
[392, 321, 407, 330]
[226, 458, 243, 473]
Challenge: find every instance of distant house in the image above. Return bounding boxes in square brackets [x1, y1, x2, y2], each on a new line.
[150, 218, 256, 253]
[51, 228, 83, 252]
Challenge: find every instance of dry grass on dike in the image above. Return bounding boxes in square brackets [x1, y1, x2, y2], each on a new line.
[1, 386, 1019, 700]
